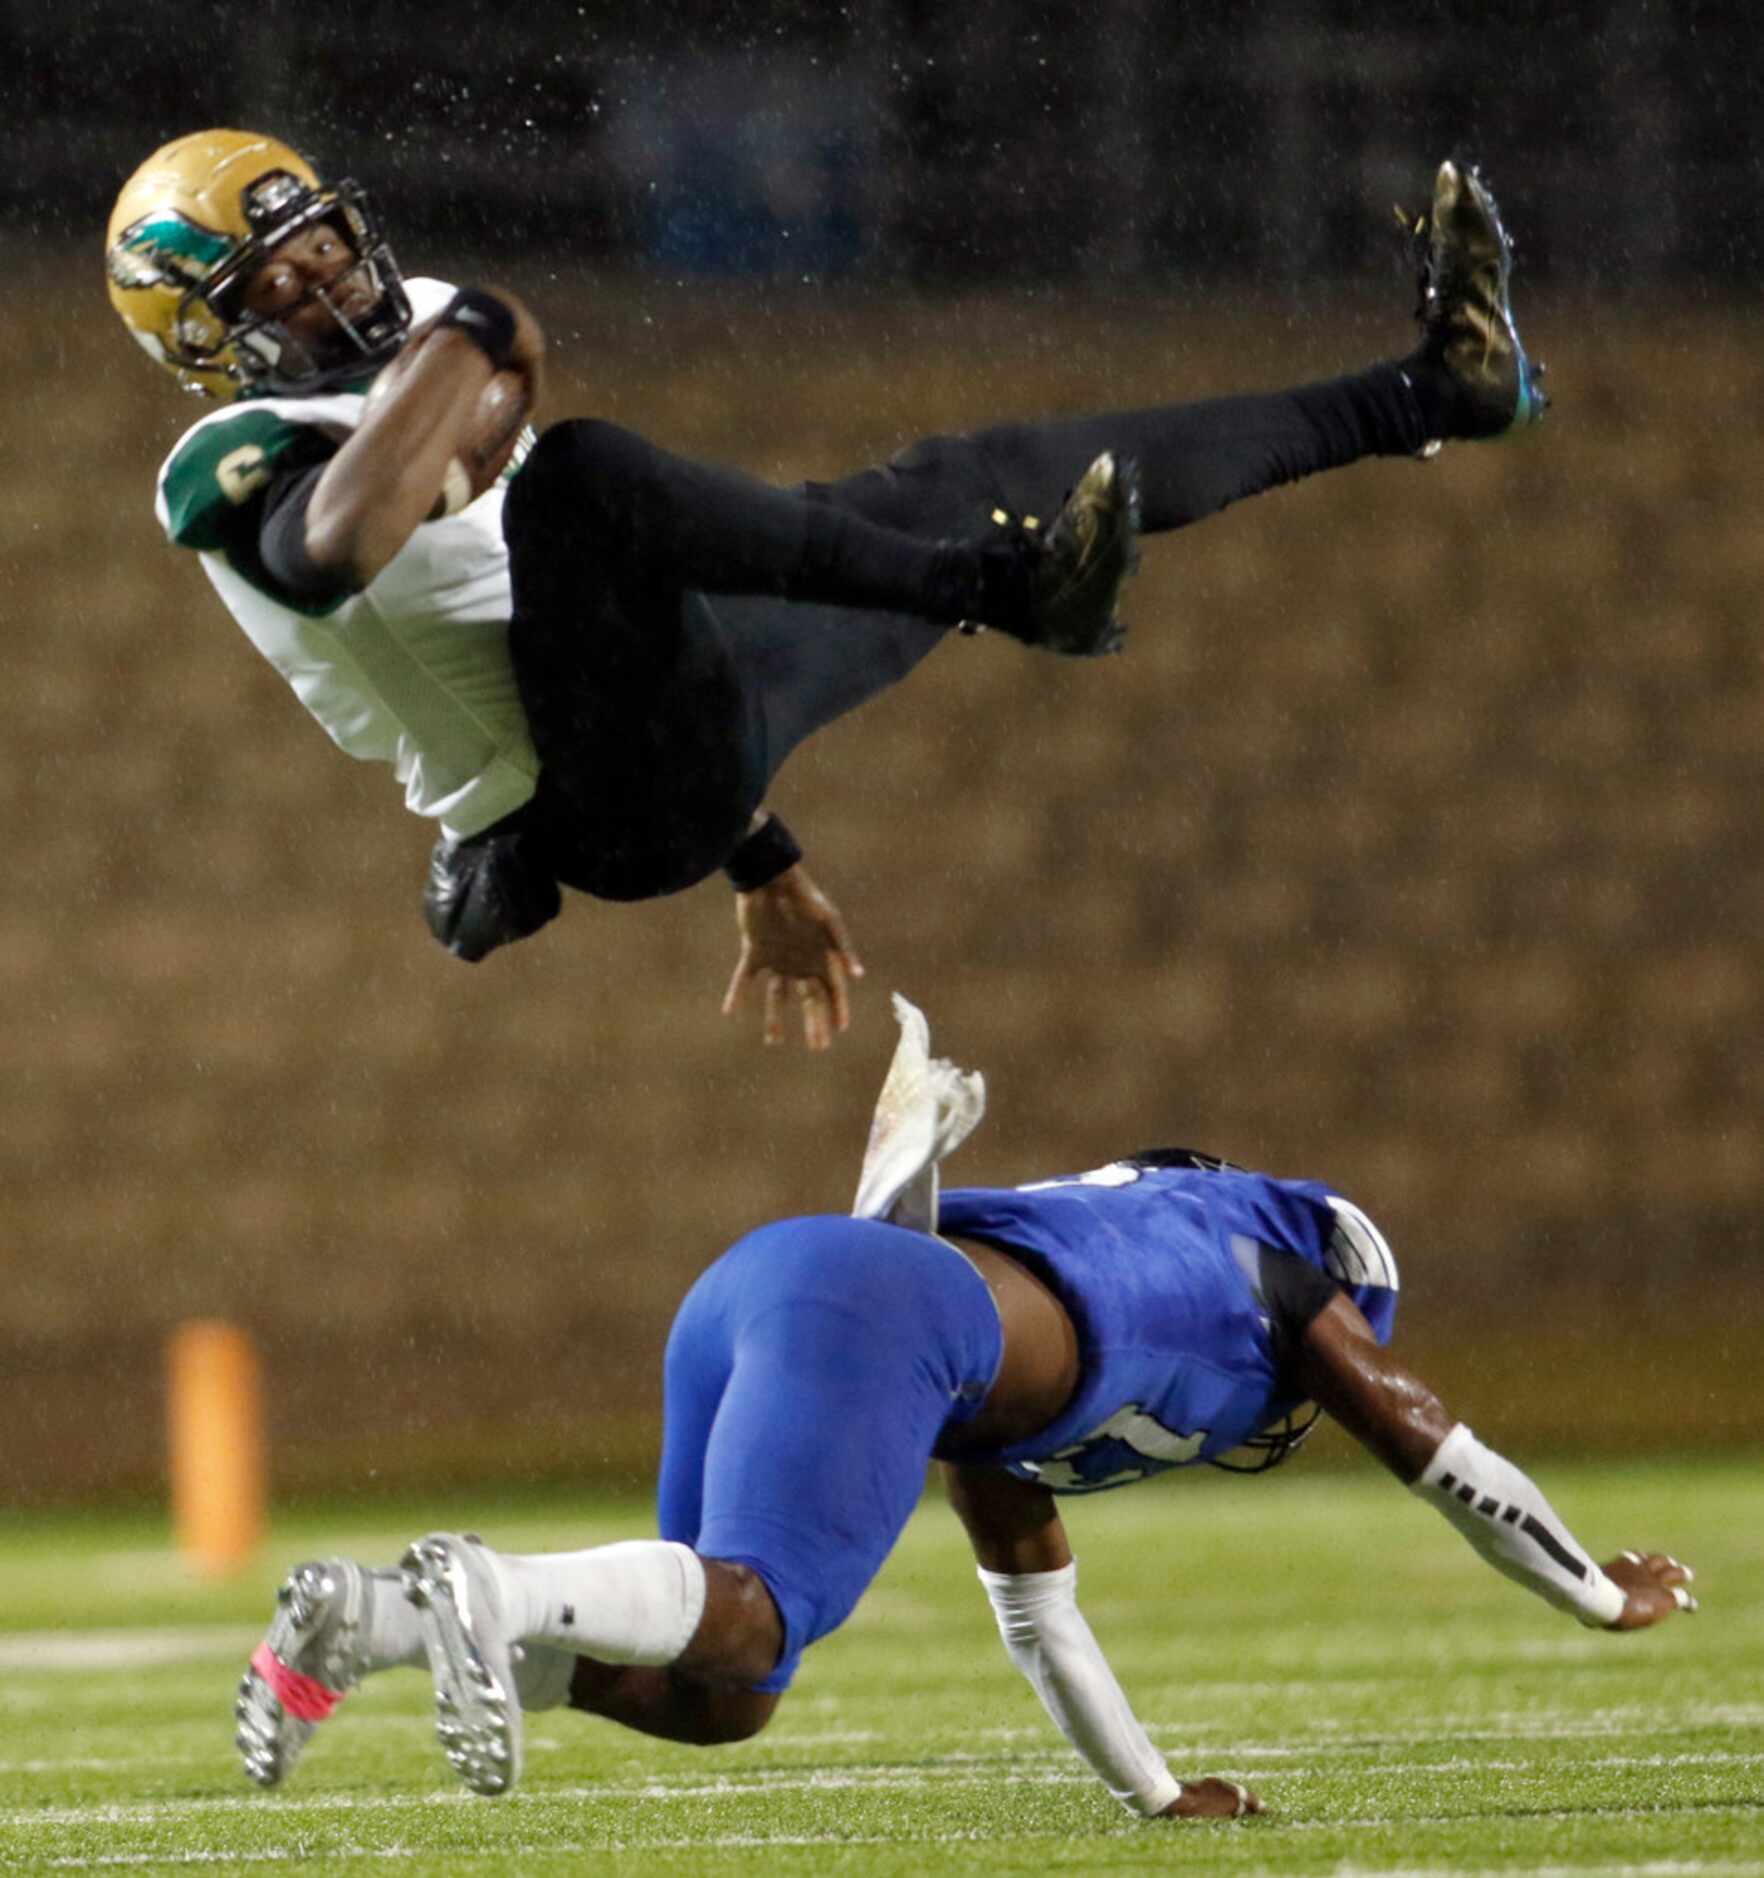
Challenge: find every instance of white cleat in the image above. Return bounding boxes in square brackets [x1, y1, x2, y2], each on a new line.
[402, 1532, 523, 1797]
[234, 1558, 374, 1788]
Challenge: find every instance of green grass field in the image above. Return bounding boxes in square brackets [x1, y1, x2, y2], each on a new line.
[3, 1455, 1759, 1875]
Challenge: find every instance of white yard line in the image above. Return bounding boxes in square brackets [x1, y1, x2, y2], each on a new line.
[9, 1834, 1017, 1871]
[25, 1839, 1764, 1874]
[10, 1743, 1749, 1787]
[7, 1756, 1762, 1834]
[0, 1628, 258, 1671]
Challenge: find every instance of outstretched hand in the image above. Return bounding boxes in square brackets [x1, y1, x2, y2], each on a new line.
[723, 864, 864, 1051]
[1158, 1777, 1265, 1821]
[1602, 1551, 1698, 1630]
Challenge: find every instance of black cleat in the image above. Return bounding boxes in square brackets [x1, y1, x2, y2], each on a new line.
[970, 451, 1141, 656]
[1401, 158, 1548, 446]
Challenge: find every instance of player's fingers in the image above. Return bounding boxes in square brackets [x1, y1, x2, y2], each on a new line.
[721, 961, 752, 1017]
[823, 951, 851, 1033]
[1647, 1554, 1698, 1610]
[813, 905, 863, 979]
[1172, 1776, 1262, 1820]
[1617, 1549, 1687, 1578]
[1630, 1551, 1694, 1585]
[763, 974, 786, 1046]
[797, 978, 829, 1052]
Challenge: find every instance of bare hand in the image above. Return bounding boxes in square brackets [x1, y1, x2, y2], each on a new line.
[399, 287, 546, 405]
[1602, 1551, 1698, 1630]
[1158, 1777, 1264, 1821]
[722, 864, 864, 1051]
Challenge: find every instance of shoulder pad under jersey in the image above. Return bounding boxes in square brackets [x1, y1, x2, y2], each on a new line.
[158, 402, 348, 554]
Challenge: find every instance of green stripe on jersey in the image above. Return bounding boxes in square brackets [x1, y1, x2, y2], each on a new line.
[160, 409, 348, 613]
[161, 408, 336, 553]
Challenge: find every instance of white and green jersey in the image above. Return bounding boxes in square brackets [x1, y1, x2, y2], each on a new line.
[154, 277, 538, 841]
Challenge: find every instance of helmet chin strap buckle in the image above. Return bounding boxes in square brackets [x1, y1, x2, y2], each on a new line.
[235, 326, 285, 376]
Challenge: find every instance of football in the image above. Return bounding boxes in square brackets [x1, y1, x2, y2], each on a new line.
[435, 367, 531, 516]
[362, 334, 535, 518]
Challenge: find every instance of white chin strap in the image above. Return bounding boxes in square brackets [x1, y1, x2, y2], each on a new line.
[851, 994, 986, 1233]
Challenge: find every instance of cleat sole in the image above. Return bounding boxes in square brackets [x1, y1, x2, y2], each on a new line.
[233, 1560, 365, 1789]
[402, 1535, 521, 1798]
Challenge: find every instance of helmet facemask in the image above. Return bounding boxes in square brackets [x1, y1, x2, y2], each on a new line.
[200, 171, 411, 395]
[1206, 1401, 1322, 1475]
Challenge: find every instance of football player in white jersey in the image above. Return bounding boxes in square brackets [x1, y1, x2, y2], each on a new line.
[109, 132, 1546, 1047]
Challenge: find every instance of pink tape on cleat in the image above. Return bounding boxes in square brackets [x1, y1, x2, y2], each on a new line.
[251, 1642, 348, 1722]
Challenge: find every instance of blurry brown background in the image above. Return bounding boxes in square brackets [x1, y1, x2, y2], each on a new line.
[4, 0, 1762, 1503]
[4, 268, 1759, 1503]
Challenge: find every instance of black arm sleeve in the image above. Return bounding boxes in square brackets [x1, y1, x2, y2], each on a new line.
[723, 813, 803, 891]
[1256, 1247, 1341, 1366]
[257, 461, 365, 606]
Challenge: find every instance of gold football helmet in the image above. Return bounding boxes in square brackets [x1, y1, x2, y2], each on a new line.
[106, 129, 411, 399]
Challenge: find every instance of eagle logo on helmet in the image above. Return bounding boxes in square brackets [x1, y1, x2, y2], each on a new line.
[105, 129, 412, 400]
[106, 211, 234, 293]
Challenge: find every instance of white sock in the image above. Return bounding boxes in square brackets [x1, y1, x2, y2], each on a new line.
[512, 1641, 578, 1712]
[361, 1567, 426, 1673]
[491, 1540, 707, 1666]
[360, 1558, 573, 1706]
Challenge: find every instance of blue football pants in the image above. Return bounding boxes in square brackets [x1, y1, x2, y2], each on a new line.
[656, 1215, 1003, 1692]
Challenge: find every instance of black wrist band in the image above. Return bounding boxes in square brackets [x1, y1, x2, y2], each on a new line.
[724, 814, 803, 892]
[436, 289, 519, 369]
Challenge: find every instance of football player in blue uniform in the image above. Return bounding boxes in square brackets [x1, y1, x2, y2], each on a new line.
[237, 1002, 1693, 1820]
[111, 133, 1544, 1047]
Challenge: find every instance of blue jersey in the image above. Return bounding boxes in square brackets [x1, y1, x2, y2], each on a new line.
[938, 1156, 1399, 1493]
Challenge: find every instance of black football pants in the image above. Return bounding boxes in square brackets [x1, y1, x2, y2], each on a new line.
[507, 362, 1424, 900]
[425, 361, 1426, 955]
